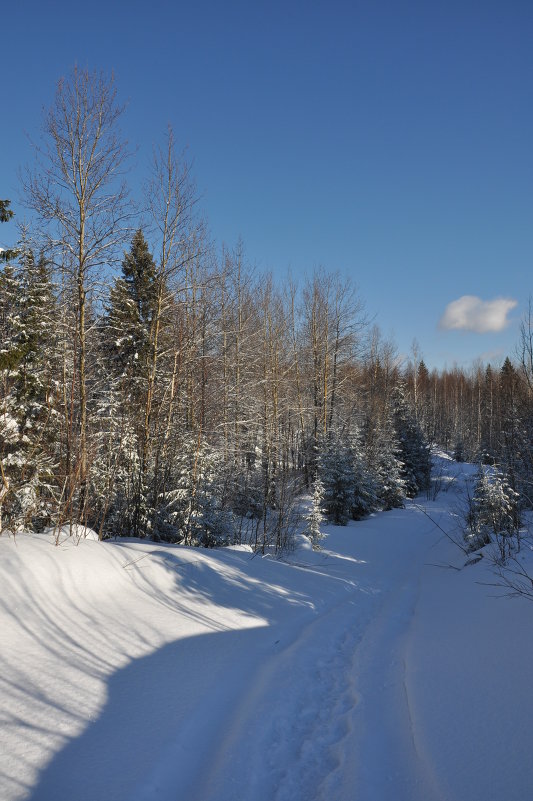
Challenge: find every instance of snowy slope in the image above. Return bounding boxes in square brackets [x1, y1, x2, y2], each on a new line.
[1, 455, 532, 801]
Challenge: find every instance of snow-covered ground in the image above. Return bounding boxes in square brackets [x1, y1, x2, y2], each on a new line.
[1, 454, 532, 801]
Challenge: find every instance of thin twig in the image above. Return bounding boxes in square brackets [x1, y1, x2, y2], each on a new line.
[412, 502, 469, 555]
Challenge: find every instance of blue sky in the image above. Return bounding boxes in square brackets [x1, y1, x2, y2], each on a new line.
[2, 0, 532, 370]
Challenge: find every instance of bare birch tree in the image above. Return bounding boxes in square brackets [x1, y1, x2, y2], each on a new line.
[24, 66, 131, 522]
[141, 127, 203, 535]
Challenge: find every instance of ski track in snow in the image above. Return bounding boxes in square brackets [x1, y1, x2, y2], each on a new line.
[347, 575, 445, 801]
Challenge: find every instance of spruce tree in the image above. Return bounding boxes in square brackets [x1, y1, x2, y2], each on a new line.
[466, 465, 521, 560]
[104, 230, 157, 391]
[101, 230, 159, 537]
[0, 259, 23, 529]
[0, 236, 59, 530]
[367, 416, 406, 511]
[318, 431, 355, 525]
[349, 425, 378, 520]
[155, 435, 234, 546]
[391, 383, 431, 497]
[306, 477, 325, 548]
[0, 200, 18, 264]
[0, 262, 23, 371]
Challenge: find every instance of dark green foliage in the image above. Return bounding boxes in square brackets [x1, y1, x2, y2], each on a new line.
[0, 240, 59, 530]
[0, 263, 23, 371]
[318, 432, 356, 525]
[154, 436, 235, 546]
[0, 200, 18, 263]
[97, 230, 160, 538]
[372, 428, 406, 511]
[103, 229, 158, 391]
[0, 200, 13, 223]
[318, 428, 378, 525]
[230, 458, 265, 522]
[349, 428, 378, 519]
[391, 384, 431, 497]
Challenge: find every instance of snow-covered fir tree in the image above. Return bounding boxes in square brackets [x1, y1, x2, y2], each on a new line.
[14, 247, 59, 528]
[104, 230, 157, 391]
[0, 237, 59, 530]
[366, 417, 406, 511]
[101, 230, 161, 537]
[87, 339, 139, 539]
[466, 465, 521, 560]
[306, 476, 325, 548]
[391, 383, 431, 497]
[316, 425, 380, 526]
[0, 259, 23, 529]
[318, 430, 356, 525]
[349, 425, 378, 520]
[155, 433, 234, 546]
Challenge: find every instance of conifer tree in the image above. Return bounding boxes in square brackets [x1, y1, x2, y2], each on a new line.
[498, 359, 522, 486]
[306, 477, 325, 548]
[466, 465, 521, 560]
[391, 383, 431, 497]
[0, 259, 23, 529]
[0, 200, 13, 224]
[318, 431, 355, 525]
[154, 434, 234, 546]
[349, 426, 377, 519]
[105, 229, 157, 391]
[0, 200, 18, 264]
[0, 262, 23, 371]
[0, 235, 59, 529]
[101, 230, 160, 537]
[366, 416, 406, 511]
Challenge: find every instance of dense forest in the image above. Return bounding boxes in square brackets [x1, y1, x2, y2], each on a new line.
[1, 68, 532, 552]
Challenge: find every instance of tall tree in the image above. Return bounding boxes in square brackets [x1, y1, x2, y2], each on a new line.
[142, 127, 202, 536]
[105, 230, 157, 394]
[391, 383, 431, 497]
[102, 229, 158, 536]
[0, 202, 19, 526]
[0, 228, 59, 530]
[24, 66, 131, 523]
[0, 256, 23, 529]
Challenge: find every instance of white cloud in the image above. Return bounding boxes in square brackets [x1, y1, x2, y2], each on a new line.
[439, 295, 517, 333]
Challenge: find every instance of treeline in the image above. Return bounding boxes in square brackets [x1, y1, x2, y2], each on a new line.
[0, 211, 432, 546]
[403, 346, 533, 507]
[0, 68, 531, 549]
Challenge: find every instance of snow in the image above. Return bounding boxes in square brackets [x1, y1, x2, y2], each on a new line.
[42, 524, 100, 543]
[1, 455, 532, 801]
[0, 412, 19, 443]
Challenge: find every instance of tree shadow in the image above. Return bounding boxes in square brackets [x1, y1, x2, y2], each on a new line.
[26, 626, 272, 801]
[2, 536, 370, 800]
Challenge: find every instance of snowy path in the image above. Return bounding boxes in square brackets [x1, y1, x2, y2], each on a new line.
[347, 564, 441, 801]
[187, 506, 448, 801]
[2, 455, 533, 800]
[194, 580, 366, 801]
